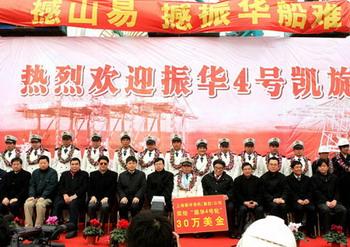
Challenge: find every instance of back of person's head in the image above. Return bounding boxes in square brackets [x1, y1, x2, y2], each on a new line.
[127, 211, 175, 247]
[237, 216, 296, 247]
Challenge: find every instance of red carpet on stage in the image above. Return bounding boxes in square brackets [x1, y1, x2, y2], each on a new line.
[53, 233, 349, 247]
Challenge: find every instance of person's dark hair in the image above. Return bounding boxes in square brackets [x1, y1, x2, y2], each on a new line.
[126, 156, 138, 164]
[267, 156, 279, 164]
[290, 160, 302, 169]
[98, 155, 109, 163]
[317, 158, 329, 167]
[241, 162, 252, 170]
[126, 211, 174, 247]
[11, 157, 23, 165]
[213, 159, 225, 168]
[70, 157, 81, 165]
[38, 155, 50, 163]
[154, 157, 165, 165]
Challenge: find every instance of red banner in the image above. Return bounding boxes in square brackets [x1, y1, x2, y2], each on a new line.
[0, 0, 350, 34]
[173, 195, 228, 234]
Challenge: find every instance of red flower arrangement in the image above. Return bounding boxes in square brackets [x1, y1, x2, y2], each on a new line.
[110, 219, 130, 245]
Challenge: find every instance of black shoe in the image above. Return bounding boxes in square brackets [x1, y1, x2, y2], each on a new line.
[65, 230, 77, 239]
[231, 234, 241, 239]
[50, 225, 65, 240]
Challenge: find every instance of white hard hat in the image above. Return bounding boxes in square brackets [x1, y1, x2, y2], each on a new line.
[237, 216, 296, 247]
[318, 145, 330, 153]
[337, 138, 350, 147]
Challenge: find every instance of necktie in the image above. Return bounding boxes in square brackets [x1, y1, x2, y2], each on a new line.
[297, 176, 301, 181]
[224, 153, 227, 158]
[186, 174, 189, 180]
[93, 149, 96, 154]
[149, 151, 152, 157]
[8, 152, 12, 157]
[175, 151, 179, 157]
[123, 150, 127, 156]
[248, 155, 251, 160]
[216, 175, 220, 181]
[200, 157, 204, 162]
[64, 148, 68, 154]
[34, 150, 37, 156]
[298, 158, 301, 162]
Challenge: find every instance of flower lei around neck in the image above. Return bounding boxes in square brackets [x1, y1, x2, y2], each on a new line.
[2, 148, 21, 167]
[170, 148, 188, 170]
[117, 146, 137, 170]
[87, 146, 107, 166]
[57, 145, 76, 164]
[335, 153, 350, 172]
[240, 151, 258, 170]
[177, 171, 197, 191]
[215, 151, 235, 170]
[291, 156, 309, 174]
[26, 146, 45, 165]
[192, 153, 212, 176]
[265, 152, 283, 170]
[139, 148, 161, 168]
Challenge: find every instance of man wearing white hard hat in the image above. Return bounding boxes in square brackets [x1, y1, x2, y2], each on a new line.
[285, 141, 312, 177]
[312, 146, 332, 175]
[237, 138, 265, 177]
[212, 138, 240, 179]
[237, 216, 296, 247]
[263, 137, 288, 177]
[192, 139, 213, 179]
[23, 134, 51, 174]
[53, 131, 81, 178]
[82, 133, 109, 174]
[165, 134, 190, 175]
[1, 135, 21, 172]
[139, 136, 163, 177]
[113, 131, 138, 174]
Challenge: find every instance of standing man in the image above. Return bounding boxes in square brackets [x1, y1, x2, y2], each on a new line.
[118, 156, 146, 220]
[285, 141, 312, 177]
[165, 134, 189, 175]
[172, 157, 203, 198]
[113, 132, 138, 174]
[23, 134, 51, 174]
[192, 139, 212, 179]
[260, 157, 288, 222]
[88, 156, 118, 227]
[234, 162, 264, 238]
[286, 160, 316, 238]
[24, 155, 58, 227]
[82, 133, 109, 174]
[237, 138, 265, 177]
[0, 157, 31, 217]
[53, 158, 88, 238]
[1, 135, 21, 172]
[202, 159, 235, 237]
[263, 138, 288, 177]
[146, 157, 174, 213]
[212, 138, 240, 179]
[139, 136, 162, 177]
[53, 131, 81, 178]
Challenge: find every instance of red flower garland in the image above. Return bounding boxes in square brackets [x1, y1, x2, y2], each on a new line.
[26, 146, 45, 166]
[265, 152, 283, 170]
[1, 148, 21, 167]
[192, 154, 212, 176]
[214, 152, 235, 170]
[290, 156, 309, 174]
[177, 171, 197, 191]
[139, 148, 161, 168]
[240, 151, 258, 170]
[335, 153, 350, 172]
[116, 147, 137, 170]
[87, 146, 107, 166]
[169, 148, 188, 170]
[57, 145, 76, 164]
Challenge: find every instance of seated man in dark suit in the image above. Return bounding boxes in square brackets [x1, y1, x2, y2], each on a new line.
[88, 156, 118, 227]
[118, 156, 146, 220]
[260, 157, 288, 222]
[0, 157, 31, 217]
[286, 160, 316, 238]
[52, 157, 88, 238]
[312, 159, 347, 233]
[234, 162, 264, 238]
[202, 159, 234, 238]
[146, 158, 174, 213]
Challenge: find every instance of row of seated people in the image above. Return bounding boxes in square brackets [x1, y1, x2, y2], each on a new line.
[0, 153, 348, 239]
[3, 132, 348, 180]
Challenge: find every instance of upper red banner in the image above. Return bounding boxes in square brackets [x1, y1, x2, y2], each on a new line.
[1, 0, 350, 34]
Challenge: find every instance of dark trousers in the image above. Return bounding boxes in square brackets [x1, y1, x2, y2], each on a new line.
[88, 202, 110, 225]
[0, 202, 22, 217]
[52, 196, 82, 229]
[292, 203, 316, 234]
[267, 202, 288, 222]
[226, 201, 234, 234]
[119, 201, 143, 220]
[317, 203, 347, 233]
[237, 204, 264, 234]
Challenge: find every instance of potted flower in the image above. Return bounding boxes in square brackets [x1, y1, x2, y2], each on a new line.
[9, 216, 24, 229]
[288, 222, 306, 247]
[83, 218, 104, 245]
[110, 219, 129, 247]
[45, 216, 58, 226]
[323, 224, 347, 247]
